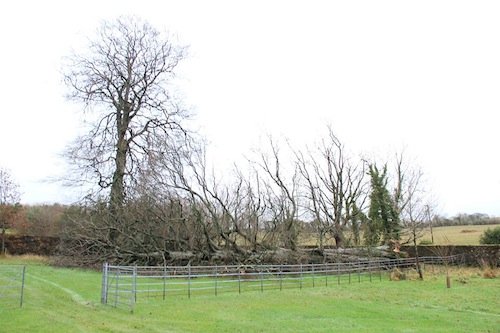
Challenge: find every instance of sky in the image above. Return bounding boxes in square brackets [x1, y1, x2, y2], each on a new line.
[0, 0, 499, 216]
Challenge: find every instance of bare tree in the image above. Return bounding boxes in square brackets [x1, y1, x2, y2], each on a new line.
[256, 138, 300, 250]
[402, 190, 432, 280]
[393, 154, 434, 279]
[296, 129, 367, 248]
[63, 16, 188, 212]
[0, 168, 21, 254]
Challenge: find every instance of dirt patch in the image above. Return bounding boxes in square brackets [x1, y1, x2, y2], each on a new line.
[460, 229, 479, 233]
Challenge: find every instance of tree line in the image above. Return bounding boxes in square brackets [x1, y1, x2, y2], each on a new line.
[1, 17, 496, 265]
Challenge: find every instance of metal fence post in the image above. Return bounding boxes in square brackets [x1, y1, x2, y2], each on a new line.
[300, 264, 303, 290]
[279, 265, 283, 291]
[358, 260, 361, 283]
[188, 264, 191, 299]
[214, 265, 218, 296]
[131, 265, 137, 312]
[114, 268, 120, 307]
[312, 264, 315, 288]
[163, 264, 167, 301]
[20, 265, 26, 308]
[101, 262, 108, 304]
[260, 269, 264, 293]
[369, 260, 372, 282]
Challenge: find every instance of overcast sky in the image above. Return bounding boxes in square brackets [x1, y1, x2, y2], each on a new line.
[0, 1, 499, 216]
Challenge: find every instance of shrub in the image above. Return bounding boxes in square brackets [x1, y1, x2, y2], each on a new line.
[390, 268, 406, 281]
[479, 226, 500, 245]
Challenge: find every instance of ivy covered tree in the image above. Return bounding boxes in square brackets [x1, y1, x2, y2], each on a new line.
[365, 164, 400, 246]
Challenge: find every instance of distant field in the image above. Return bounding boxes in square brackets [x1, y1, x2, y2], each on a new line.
[300, 224, 497, 247]
[0, 256, 499, 333]
[418, 224, 496, 245]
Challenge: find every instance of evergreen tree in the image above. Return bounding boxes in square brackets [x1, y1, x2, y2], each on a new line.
[366, 164, 400, 245]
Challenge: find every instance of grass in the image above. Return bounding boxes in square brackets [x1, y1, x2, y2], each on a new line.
[299, 224, 496, 247]
[1, 256, 499, 332]
[418, 224, 494, 245]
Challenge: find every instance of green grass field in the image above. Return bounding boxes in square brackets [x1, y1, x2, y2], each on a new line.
[418, 224, 495, 245]
[1, 256, 499, 333]
[300, 224, 496, 247]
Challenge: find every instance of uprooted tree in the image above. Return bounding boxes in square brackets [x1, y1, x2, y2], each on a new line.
[59, 17, 438, 266]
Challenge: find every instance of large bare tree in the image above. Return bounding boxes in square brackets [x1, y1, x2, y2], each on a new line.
[256, 138, 300, 250]
[64, 16, 188, 210]
[296, 130, 367, 248]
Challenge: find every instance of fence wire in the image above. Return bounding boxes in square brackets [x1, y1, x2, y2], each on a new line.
[0, 265, 26, 309]
[101, 255, 462, 312]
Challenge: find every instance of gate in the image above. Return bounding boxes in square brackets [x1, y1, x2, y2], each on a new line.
[0, 265, 26, 308]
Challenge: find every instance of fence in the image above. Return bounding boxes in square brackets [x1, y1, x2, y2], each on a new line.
[0, 265, 26, 309]
[101, 255, 462, 312]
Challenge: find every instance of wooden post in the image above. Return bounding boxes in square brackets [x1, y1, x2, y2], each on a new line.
[337, 262, 340, 285]
[238, 269, 241, 294]
[325, 263, 328, 287]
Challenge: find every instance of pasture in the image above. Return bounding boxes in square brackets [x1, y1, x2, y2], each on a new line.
[0, 255, 499, 332]
[299, 224, 495, 247]
[418, 224, 495, 245]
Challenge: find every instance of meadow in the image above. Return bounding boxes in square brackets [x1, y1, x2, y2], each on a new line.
[298, 224, 495, 247]
[0, 255, 499, 333]
[418, 224, 495, 245]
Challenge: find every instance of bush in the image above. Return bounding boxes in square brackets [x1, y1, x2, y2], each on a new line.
[479, 226, 500, 244]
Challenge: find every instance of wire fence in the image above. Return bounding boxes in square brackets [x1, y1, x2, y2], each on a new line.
[101, 255, 463, 312]
[0, 265, 26, 309]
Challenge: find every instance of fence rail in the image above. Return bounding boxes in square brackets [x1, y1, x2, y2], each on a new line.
[101, 255, 462, 312]
[0, 265, 26, 309]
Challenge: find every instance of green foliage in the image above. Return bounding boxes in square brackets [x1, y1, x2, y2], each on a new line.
[479, 226, 500, 244]
[365, 164, 400, 246]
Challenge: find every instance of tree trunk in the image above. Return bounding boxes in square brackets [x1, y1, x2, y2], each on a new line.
[1, 226, 5, 255]
[108, 123, 129, 241]
[110, 138, 128, 208]
[414, 237, 423, 279]
[334, 233, 344, 248]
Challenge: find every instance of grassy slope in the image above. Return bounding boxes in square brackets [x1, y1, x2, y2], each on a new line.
[1, 256, 499, 333]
